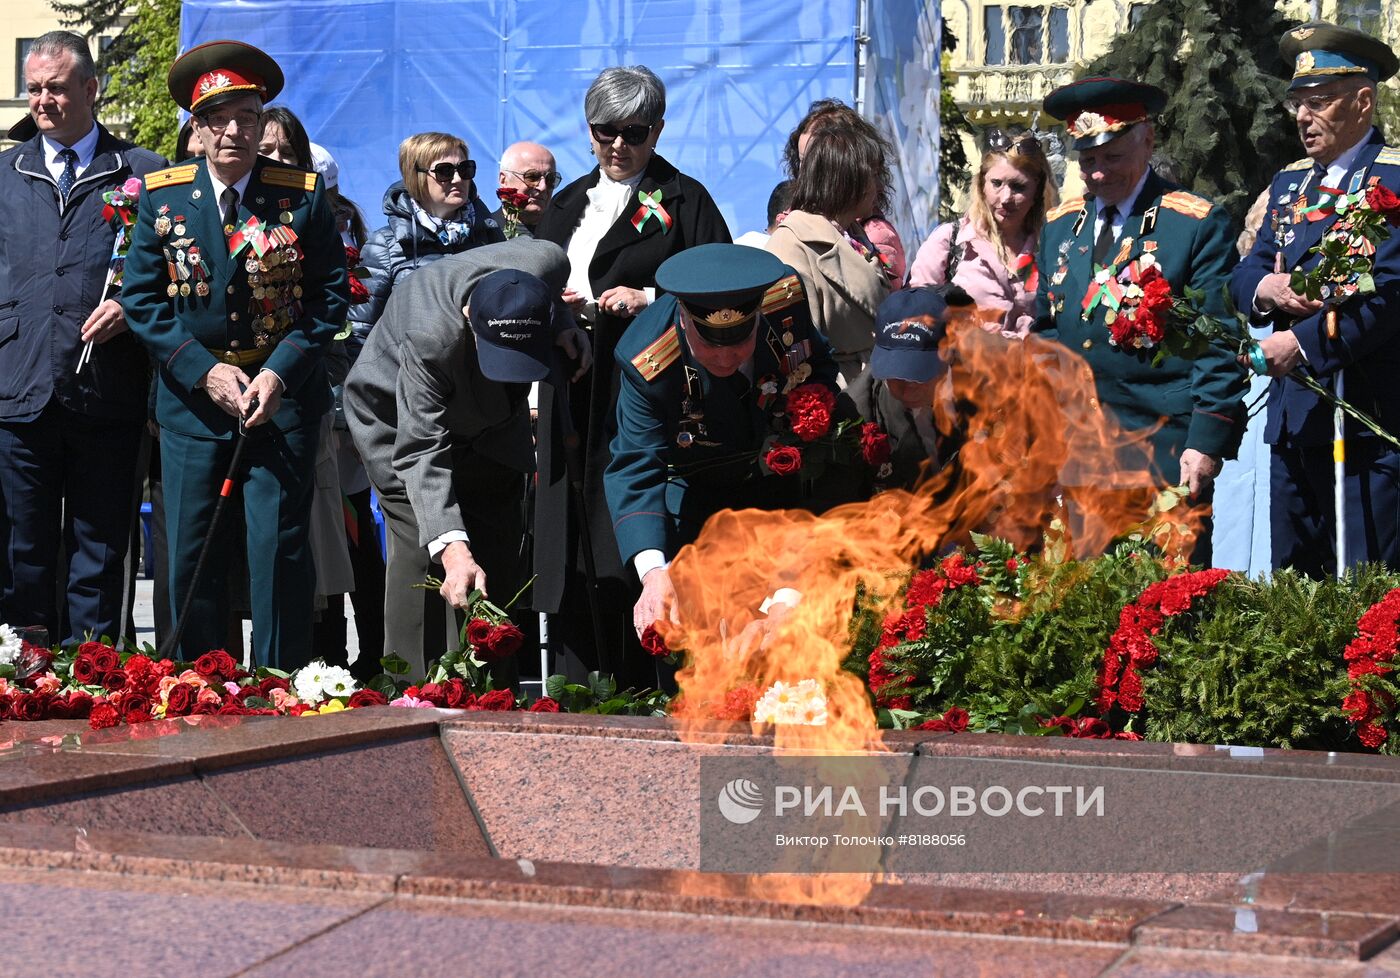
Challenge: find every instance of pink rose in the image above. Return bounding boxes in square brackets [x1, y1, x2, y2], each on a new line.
[122, 176, 143, 196]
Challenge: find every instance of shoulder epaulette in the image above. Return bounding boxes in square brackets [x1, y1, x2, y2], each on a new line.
[1046, 197, 1085, 222]
[144, 164, 198, 190]
[630, 326, 680, 381]
[761, 274, 805, 315]
[261, 165, 318, 192]
[1283, 157, 1313, 172]
[1376, 147, 1400, 166]
[1160, 190, 1212, 220]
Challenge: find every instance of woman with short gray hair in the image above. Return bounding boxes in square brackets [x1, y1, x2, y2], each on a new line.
[533, 64, 729, 685]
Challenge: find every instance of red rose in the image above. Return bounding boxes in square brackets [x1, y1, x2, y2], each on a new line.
[640, 624, 669, 657]
[102, 669, 129, 693]
[348, 272, 371, 304]
[347, 688, 389, 708]
[1367, 183, 1400, 225]
[91, 646, 119, 677]
[481, 623, 524, 661]
[217, 702, 247, 716]
[195, 651, 237, 682]
[258, 675, 290, 697]
[76, 641, 108, 659]
[190, 700, 219, 716]
[466, 618, 493, 648]
[496, 186, 530, 209]
[441, 678, 471, 709]
[786, 383, 835, 441]
[89, 702, 120, 729]
[764, 444, 803, 476]
[473, 689, 517, 711]
[528, 697, 561, 712]
[418, 682, 448, 707]
[859, 422, 891, 466]
[71, 652, 99, 685]
[916, 718, 950, 731]
[12, 692, 51, 721]
[165, 683, 198, 717]
[941, 707, 969, 733]
[61, 690, 94, 719]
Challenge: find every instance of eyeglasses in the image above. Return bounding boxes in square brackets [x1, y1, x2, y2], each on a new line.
[502, 168, 562, 189]
[198, 109, 263, 133]
[1282, 89, 1353, 117]
[418, 160, 477, 182]
[590, 122, 654, 146]
[986, 130, 1044, 156]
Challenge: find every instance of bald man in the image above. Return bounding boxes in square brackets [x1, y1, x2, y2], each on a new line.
[494, 141, 559, 235]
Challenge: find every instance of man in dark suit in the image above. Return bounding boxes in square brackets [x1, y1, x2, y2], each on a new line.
[0, 31, 165, 644]
[1231, 22, 1400, 576]
[121, 41, 348, 667]
[1035, 77, 1247, 561]
[344, 238, 589, 675]
[606, 244, 837, 642]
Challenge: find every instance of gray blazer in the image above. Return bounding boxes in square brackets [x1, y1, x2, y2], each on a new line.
[344, 237, 569, 546]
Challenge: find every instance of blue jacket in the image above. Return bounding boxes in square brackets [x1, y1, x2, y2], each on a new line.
[1230, 129, 1400, 446]
[346, 181, 504, 351]
[0, 124, 165, 422]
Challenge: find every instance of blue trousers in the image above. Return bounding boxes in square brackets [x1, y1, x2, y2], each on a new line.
[0, 401, 143, 644]
[160, 420, 317, 670]
[1271, 439, 1400, 577]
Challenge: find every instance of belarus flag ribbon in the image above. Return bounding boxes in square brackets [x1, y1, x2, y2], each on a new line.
[630, 189, 673, 234]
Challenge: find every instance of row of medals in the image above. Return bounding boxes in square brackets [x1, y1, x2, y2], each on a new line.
[245, 244, 305, 347]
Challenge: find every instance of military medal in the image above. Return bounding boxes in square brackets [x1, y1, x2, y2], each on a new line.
[781, 330, 794, 346]
[166, 282, 178, 297]
[196, 281, 210, 298]
[174, 223, 186, 236]
[154, 216, 172, 236]
[180, 282, 191, 297]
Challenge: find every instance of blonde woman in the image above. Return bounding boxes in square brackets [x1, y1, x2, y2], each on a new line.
[910, 132, 1058, 337]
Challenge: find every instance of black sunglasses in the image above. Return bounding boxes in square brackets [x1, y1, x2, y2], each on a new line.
[418, 160, 477, 182]
[502, 168, 563, 189]
[590, 122, 653, 146]
[986, 131, 1044, 156]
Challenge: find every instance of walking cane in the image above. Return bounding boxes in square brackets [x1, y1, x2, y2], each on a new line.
[158, 395, 259, 661]
[1328, 308, 1347, 579]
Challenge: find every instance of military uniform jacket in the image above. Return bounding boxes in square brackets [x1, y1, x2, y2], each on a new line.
[1033, 169, 1246, 484]
[1230, 128, 1400, 446]
[121, 156, 349, 438]
[605, 281, 839, 565]
[0, 124, 165, 422]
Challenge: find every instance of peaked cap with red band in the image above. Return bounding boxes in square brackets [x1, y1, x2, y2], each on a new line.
[167, 40, 284, 114]
[1042, 77, 1167, 150]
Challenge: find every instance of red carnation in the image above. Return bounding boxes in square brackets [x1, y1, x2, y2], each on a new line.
[466, 618, 493, 648]
[859, 422, 891, 466]
[1367, 183, 1400, 225]
[347, 688, 389, 709]
[764, 444, 803, 476]
[89, 702, 120, 730]
[473, 689, 517, 711]
[165, 683, 198, 717]
[528, 697, 561, 713]
[713, 684, 760, 722]
[640, 624, 669, 657]
[786, 383, 835, 441]
[481, 623, 524, 661]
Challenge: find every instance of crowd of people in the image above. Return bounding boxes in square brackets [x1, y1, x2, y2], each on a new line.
[2, 18, 1397, 685]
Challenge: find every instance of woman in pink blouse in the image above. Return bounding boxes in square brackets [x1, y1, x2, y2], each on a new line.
[910, 132, 1058, 337]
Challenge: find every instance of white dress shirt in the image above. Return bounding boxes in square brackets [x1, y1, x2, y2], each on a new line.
[565, 169, 646, 321]
[1092, 165, 1153, 247]
[41, 122, 100, 181]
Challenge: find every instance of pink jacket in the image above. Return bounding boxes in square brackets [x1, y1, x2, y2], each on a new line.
[908, 217, 1039, 337]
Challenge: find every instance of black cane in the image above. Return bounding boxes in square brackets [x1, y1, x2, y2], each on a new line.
[158, 395, 259, 661]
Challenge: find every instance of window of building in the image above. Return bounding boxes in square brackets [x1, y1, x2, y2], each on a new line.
[15, 38, 36, 98]
[985, 6, 1007, 66]
[984, 4, 1074, 66]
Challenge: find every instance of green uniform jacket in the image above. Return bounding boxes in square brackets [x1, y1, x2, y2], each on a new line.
[121, 156, 349, 438]
[1032, 169, 1246, 485]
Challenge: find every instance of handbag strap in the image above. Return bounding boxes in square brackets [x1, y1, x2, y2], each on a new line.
[942, 220, 963, 284]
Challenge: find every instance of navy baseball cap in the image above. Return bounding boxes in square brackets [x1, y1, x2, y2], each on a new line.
[656, 243, 789, 346]
[469, 268, 557, 383]
[869, 286, 968, 384]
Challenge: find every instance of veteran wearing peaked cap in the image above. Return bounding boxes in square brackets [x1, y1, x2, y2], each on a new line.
[1033, 76, 1246, 563]
[121, 40, 348, 668]
[1230, 21, 1400, 578]
[603, 244, 839, 663]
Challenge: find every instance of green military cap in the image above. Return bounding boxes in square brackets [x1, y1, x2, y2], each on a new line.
[656, 243, 788, 346]
[1042, 76, 1167, 150]
[168, 40, 284, 114]
[1280, 20, 1398, 91]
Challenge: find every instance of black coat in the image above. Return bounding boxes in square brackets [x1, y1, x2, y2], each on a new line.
[531, 153, 730, 613]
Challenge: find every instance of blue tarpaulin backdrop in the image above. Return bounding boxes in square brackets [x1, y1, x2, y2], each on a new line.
[180, 0, 884, 237]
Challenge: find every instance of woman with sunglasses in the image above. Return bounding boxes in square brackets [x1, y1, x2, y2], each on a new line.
[350, 131, 504, 333]
[909, 130, 1058, 338]
[533, 65, 730, 685]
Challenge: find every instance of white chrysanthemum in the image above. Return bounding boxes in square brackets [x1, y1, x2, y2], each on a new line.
[753, 679, 828, 726]
[319, 665, 357, 699]
[0, 624, 20, 667]
[292, 660, 330, 702]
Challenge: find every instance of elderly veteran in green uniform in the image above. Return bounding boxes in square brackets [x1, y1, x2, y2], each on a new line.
[121, 41, 348, 667]
[606, 243, 837, 640]
[1034, 77, 1246, 560]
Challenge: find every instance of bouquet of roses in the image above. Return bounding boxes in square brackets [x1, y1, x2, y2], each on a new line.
[1289, 183, 1400, 306]
[496, 187, 531, 239]
[758, 381, 891, 482]
[412, 577, 529, 673]
[1086, 253, 1175, 350]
